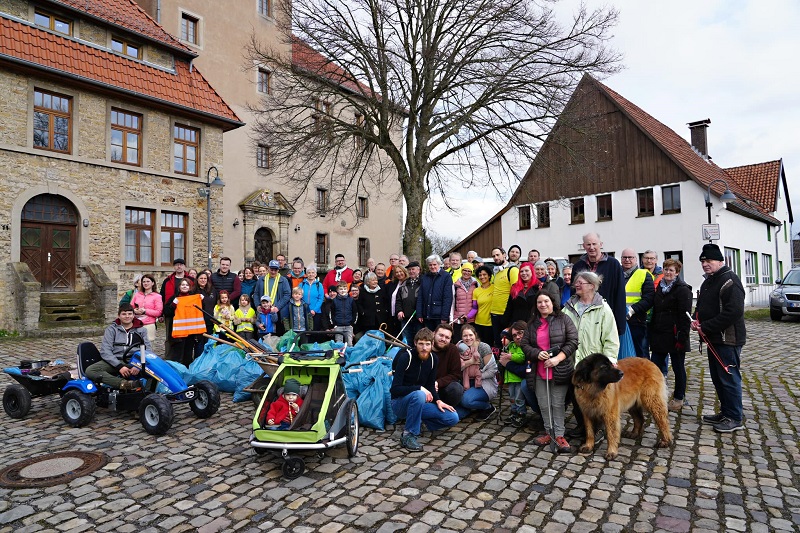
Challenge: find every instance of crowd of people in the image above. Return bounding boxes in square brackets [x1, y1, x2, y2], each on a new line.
[111, 233, 745, 452]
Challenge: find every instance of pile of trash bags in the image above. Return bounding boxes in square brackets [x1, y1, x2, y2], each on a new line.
[342, 331, 403, 430]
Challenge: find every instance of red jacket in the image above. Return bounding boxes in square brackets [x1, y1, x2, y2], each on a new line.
[322, 267, 354, 294]
[266, 395, 303, 424]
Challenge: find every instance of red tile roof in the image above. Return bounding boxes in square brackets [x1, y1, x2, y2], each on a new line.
[724, 160, 782, 212]
[51, 0, 194, 55]
[590, 75, 779, 225]
[292, 36, 381, 102]
[0, 16, 241, 128]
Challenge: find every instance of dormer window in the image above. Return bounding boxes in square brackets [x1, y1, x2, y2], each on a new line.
[111, 38, 140, 59]
[35, 11, 71, 35]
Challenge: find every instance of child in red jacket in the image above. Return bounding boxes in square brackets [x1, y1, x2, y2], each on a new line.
[266, 378, 303, 429]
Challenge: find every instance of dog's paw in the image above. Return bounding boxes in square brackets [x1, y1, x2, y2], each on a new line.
[656, 438, 672, 448]
[622, 430, 640, 440]
[604, 451, 618, 461]
[579, 445, 593, 454]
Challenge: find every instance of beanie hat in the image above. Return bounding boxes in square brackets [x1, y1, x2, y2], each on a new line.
[283, 378, 301, 395]
[699, 244, 724, 262]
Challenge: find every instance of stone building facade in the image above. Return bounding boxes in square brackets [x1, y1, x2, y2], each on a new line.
[0, 0, 241, 333]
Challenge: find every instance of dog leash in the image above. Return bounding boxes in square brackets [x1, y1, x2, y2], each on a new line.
[687, 312, 734, 375]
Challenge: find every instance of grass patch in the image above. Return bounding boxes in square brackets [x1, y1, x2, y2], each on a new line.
[744, 308, 770, 320]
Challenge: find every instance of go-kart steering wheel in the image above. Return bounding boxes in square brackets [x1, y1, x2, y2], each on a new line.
[121, 332, 146, 364]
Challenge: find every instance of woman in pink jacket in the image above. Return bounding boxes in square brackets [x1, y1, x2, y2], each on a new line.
[132, 274, 163, 343]
[451, 264, 477, 340]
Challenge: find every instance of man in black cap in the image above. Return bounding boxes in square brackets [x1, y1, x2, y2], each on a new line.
[160, 258, 194, 354]
[691, 243, 746, 433]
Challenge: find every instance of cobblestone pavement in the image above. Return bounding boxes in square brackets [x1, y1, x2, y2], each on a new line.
[0, 317, 798, 533]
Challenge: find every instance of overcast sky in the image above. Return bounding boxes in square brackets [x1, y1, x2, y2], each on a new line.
[426, 0, 800, 242]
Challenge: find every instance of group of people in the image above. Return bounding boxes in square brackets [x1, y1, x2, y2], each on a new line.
[388, 235, 746, 452]
[110, 234, 745, 452]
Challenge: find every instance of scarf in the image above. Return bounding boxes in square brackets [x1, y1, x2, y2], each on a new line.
[364, 284, 380, 294]
[391, 280, 407, 316]
[334, 266, 348, 282]
[660, 279, 676, 294]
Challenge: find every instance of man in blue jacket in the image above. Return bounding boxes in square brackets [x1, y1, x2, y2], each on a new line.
[253, 260, 291, 334]
[417, 254, 454, 331]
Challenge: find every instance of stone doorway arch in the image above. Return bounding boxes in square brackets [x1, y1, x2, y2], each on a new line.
[20, 194, 78, 291]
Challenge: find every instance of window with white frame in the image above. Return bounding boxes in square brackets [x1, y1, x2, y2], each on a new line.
[743, 251, 757, 285]
[761, 254, 773, 284]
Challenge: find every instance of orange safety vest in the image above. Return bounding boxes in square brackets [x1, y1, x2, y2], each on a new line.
[172, 294, 206, 338]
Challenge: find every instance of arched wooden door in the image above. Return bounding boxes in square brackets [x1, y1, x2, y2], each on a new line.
[254, 227, 275, 265]
[20, 194, 78, 291]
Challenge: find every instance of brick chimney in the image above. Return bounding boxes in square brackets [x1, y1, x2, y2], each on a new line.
[688, 119, 711, 159]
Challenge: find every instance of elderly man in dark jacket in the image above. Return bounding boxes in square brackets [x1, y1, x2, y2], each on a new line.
[691, 244, 746, 434]
[417, 254, 454, 331]
[572, 232, 626, 335]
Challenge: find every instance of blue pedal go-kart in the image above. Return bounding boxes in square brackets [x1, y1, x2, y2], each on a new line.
[60, 334, 220, 435]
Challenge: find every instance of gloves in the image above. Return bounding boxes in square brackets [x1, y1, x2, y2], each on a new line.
[626, 306, 634, 319]
[675, 343, 685, 352]
[173, 298, 179, 305]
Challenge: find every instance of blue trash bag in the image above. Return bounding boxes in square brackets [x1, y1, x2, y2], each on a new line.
[299, 340, 345, 352]
[188, 342, 246, 392]
[342, 331, 401, 430]
[276, 330, 298, 352]
[617, 322, 636, 360]
[232, 356, 265, 403]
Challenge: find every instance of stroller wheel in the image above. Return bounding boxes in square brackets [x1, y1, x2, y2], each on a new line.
[346, 402, 359, 458]
[282, 457, 305, 479]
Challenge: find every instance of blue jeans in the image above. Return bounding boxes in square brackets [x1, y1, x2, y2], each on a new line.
[629, 322, 649, 359]
[456, 386, 491, 419]
[520, 379, 541, 416]
[391, 390, 459, 436]
[707, 344, 743, 421]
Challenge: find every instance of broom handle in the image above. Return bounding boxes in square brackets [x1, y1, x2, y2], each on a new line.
[203, 333, 241, 349]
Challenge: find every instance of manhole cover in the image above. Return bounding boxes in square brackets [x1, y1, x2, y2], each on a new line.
[0, 451, 108, 488]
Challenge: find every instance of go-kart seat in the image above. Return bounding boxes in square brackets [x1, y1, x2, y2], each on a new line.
[77, 342, 102, 379]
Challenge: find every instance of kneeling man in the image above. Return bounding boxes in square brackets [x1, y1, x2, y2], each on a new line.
[391, 328, 459, 451]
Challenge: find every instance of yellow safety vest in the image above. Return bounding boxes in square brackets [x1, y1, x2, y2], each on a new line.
[625, 268, 652, 305]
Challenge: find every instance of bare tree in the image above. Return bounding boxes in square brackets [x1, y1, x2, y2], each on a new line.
[247, 0, 621, 259]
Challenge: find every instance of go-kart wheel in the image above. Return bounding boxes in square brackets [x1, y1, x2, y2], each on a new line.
[282, 457, 305, 480]
[139, 394, 174, 435]
[346, 402, 359, 458]
[189, 380, 220, 419]
[3, 384, 32, 419]
[61, 390, 96, 427]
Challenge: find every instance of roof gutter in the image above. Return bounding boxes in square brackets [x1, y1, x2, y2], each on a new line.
[0, 55, 244, 130]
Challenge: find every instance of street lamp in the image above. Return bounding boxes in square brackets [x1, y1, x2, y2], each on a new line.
[197, 166, 225, 269]
[704, 179, 737, 241]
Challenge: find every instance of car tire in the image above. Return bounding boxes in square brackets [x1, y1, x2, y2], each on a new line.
[770, 308, 783, 321]
[3, 384, 32, 419]
[139, 394, 174, 435]
[189, 380, 221, 419]
[61, 390, 96, 427]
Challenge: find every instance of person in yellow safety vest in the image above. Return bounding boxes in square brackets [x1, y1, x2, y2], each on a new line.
[642, 250, 664, 288]
[448, 252, 463, 282]
[489, 247, 519, 348]
[620, 249, 655, 360]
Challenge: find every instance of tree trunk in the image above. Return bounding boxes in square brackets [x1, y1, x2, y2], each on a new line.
[402, 180, 427, 261]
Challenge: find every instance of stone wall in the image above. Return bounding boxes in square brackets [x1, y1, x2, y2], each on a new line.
[0, 0, 26, 18]
[0, 71, 226, 331]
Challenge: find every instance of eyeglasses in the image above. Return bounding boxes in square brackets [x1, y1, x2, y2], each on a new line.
[621, 256, 636, 260]
[573, 281, 592, 286]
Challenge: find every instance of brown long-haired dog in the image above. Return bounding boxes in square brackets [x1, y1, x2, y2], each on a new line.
[573, 353, 673, 460]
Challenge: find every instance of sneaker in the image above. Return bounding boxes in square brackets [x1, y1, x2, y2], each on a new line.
[507, 412, 525, 428]
[555, 436, 572, 454]
[119, 379, 142, 392]
[668, 399, 684, 412]
[712, 417, 744, 433]
[593, 429, 605, 445]
[565, 426, 585, 440]
[533, 434, 552, 446]
[475, 405, 497, 422]
[400, 433, 423, 451]
[527, 413, 545, 432]
[702, 412, 725, 425]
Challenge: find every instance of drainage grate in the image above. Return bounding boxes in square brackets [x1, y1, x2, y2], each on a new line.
[0, 451, 108, 488]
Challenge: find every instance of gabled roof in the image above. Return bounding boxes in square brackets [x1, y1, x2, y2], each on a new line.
[724, 160, 782, 212]
[0, 15, 242, 129]
[590, 76, 779, 225]
[292, 36, 386, 105]
[49, 0, 195, 55]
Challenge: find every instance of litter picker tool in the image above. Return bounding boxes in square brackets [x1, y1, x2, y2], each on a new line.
[686, 312, 735, 375]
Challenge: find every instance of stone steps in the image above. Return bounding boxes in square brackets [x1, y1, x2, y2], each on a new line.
[39, 291, 104, 325]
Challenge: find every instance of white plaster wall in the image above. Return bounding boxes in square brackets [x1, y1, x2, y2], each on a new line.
[501, 181, 791, 298]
